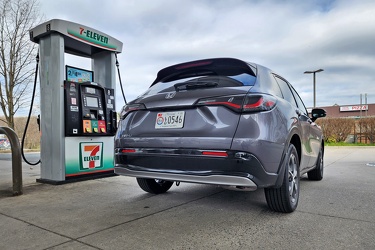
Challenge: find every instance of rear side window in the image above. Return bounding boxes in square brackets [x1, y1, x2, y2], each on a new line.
[274, 76, 297, 107]
[227, 73, 256, 86]
[291, 87, 308, 116]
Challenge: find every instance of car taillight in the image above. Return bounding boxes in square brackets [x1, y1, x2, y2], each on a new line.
[243, 95, 276, 112]
[196, 94, 276, 113]
[120, 103, 146, 119]
[195, 95, 245, 112]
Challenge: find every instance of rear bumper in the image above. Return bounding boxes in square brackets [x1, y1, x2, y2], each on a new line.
[114, 148, 279, 188]
[115, 167, 257, 189]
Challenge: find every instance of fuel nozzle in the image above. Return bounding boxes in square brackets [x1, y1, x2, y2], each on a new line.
[37, 114, 40, 131]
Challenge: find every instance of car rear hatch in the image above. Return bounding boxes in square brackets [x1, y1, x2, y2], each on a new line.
[117, 58, 264, 150]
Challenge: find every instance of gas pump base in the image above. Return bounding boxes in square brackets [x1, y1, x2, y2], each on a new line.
[36, 171, 116, 185]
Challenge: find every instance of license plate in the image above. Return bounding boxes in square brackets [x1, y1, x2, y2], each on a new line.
[155, 111, 185, 129]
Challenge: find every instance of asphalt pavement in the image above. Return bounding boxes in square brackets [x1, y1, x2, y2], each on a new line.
[0, 147, 374, 250]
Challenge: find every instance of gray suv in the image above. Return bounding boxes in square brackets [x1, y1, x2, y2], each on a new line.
[115, 58, 326, 213]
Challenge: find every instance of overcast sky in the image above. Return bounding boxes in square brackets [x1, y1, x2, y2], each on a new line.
[37, 0, 375, 109]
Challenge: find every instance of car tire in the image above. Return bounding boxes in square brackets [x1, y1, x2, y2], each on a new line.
[307, 146, 324, 181]
[265, 144, 300, 213]
[136, 178, 174, 194]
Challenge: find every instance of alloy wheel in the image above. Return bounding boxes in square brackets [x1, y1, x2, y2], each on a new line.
[288, 154, 299, 204]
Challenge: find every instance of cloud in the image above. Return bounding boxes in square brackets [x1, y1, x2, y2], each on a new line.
[36, 0, 375, 108]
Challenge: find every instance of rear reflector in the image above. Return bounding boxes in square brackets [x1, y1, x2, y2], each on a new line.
[121, 149, 136, 153]
[201, 151, 228, 157]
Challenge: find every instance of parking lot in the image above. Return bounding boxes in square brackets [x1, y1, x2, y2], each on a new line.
[1, 146, 374, 250]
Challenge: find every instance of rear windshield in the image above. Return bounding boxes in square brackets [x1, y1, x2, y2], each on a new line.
[143, 68, 256, 96]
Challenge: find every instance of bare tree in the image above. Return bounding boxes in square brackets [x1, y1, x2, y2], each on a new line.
[1, 115, 40, 149]
[358, 117, 375, 144]
[0, 0, 42, 129]
[317, 118, 355, 143]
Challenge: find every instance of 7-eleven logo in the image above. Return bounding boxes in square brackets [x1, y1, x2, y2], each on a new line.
[80, 142, 103, 170]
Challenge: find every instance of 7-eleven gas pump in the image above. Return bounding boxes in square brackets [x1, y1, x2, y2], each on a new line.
[29, 19, 123, 184]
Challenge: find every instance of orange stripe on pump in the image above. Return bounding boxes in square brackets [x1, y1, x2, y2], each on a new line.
[84, 145, 97, 151]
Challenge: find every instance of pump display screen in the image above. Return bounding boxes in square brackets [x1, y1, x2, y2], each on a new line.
[86, 96, 99, 107]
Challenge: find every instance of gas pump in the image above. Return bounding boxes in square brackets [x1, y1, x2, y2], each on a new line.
[29, 19, 123, 184]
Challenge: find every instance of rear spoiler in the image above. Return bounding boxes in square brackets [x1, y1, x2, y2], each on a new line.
[151, 58, 256, 86]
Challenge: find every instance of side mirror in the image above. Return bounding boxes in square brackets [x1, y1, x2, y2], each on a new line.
[311, 108, 326, 122]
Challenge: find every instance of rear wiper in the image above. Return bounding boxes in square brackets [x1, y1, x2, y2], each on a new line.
[175, 81, 218, 91]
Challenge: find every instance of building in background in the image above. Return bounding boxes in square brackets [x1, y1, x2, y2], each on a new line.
[309, 103, 375, 118]
[309, 103, 375, 144]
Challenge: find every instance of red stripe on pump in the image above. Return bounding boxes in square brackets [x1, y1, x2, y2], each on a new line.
[89, 145, 100, 168]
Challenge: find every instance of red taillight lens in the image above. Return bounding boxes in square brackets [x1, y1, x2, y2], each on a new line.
[196, 94, 276, 113]
[195, 95, 245, 112]
[120, 103, 146, 119]
[242, 95, 276, 112]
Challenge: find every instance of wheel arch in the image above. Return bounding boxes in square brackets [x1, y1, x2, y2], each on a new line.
[290, 134, 302, 165]
[273, 131, 301, 188]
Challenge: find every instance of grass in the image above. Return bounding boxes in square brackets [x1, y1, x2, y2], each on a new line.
[0, 148, 40, 153]
[325, 142, 375, 146]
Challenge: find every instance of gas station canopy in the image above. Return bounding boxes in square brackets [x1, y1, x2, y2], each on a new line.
[30, 19, 123, 56]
